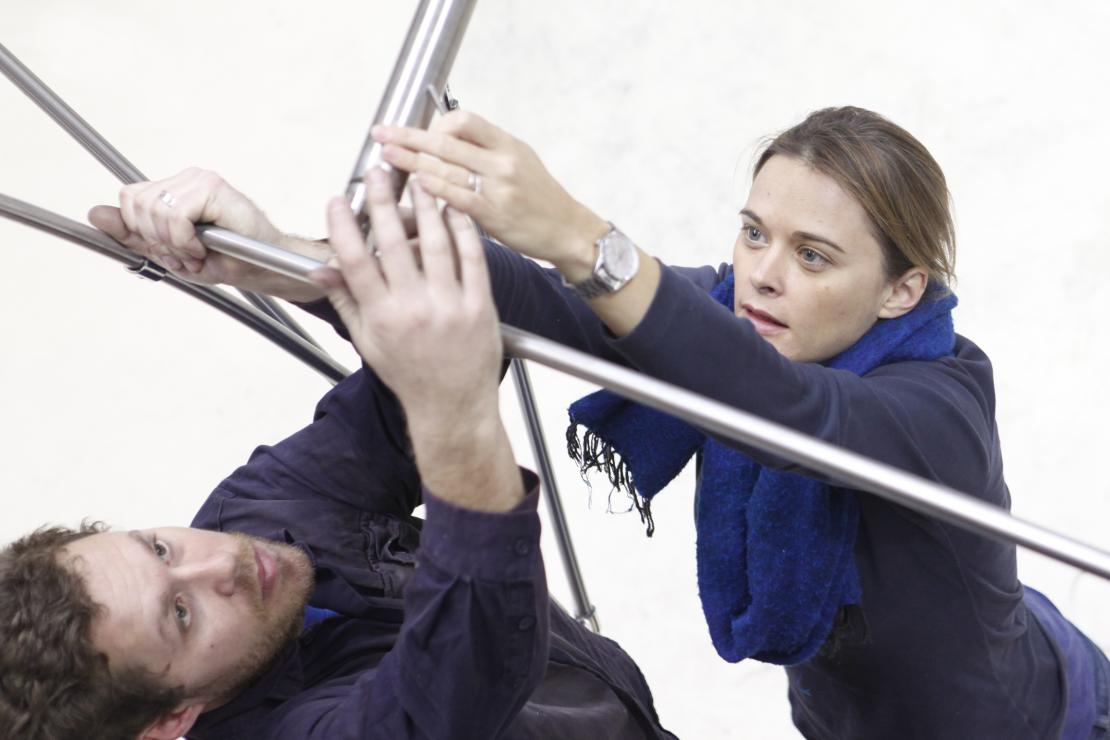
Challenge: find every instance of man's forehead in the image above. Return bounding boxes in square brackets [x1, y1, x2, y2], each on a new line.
[62, 530, 174, 662]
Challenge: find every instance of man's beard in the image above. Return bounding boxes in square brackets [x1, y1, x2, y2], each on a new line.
[204, 534, 315, 706]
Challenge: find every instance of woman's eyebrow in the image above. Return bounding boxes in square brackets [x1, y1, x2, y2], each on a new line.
[794, 230, 845, 254]
[739, 208, 763, 224]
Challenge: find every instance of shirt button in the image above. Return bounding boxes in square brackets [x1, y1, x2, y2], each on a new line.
[513, 539, 531, 556]
[517, 615, 536, 631]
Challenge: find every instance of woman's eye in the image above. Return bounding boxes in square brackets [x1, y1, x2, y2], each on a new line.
[152, 540, 169, 561]
[744, 225, 764, 243]
[174, 599, 191, 629]
[799, 247, 828, 267]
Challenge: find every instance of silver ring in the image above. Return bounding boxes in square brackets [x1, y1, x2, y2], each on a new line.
[467, 172, 482, 196]
[158, 190, 176, 208]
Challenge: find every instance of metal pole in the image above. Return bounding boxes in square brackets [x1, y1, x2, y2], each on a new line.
[340, 0, 600, 625]
[7, 192, 1110, 581]
[511, 359, 600, 632]
[0, 192, 349, 383]
[344, 0, 478, 219]
[0, 40, 321, 347]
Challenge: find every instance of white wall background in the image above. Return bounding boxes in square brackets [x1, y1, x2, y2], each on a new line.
[2, 2, 1109, 737]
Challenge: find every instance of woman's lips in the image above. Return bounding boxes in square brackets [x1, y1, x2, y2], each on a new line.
[740, 304, 788, 336]
[254, 544, 277, 602]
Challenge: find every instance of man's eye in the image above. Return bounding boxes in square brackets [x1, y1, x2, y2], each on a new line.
[174, 599, 191, 629]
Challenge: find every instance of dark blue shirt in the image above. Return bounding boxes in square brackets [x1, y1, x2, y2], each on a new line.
[186, 309, 674, 739]
[478, 242, 1093, 739]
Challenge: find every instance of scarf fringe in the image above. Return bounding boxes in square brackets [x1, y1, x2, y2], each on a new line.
[567, 422, 655, 537]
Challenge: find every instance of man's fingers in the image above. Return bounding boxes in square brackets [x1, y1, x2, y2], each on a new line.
[326, 196, 383, 303]
[364, 168, 419, 290]
[88, 205, 133, 243]
[410, 182, 456, 289]
[448, 206, 493, 304]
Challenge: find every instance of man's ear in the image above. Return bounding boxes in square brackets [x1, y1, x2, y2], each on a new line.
[138, 702, 205, 740]
[878, 266, 929, 319]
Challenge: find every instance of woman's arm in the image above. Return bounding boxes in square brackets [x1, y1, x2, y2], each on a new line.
[372, 112, 665, 337]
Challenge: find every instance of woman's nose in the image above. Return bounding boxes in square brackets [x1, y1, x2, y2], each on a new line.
[748, 245, 787, 295]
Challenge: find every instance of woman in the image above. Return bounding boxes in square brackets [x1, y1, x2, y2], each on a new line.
[368, 106, 1110, 739]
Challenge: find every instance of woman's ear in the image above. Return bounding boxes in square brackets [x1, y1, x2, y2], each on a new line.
[878, 266, 929, 319]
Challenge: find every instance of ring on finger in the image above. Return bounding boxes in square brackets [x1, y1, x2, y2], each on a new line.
[158, 190, 176, 208]
[466, 172, 482, 196]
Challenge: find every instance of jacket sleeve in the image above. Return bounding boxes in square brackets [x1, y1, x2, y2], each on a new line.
[266, 474, 549, 740]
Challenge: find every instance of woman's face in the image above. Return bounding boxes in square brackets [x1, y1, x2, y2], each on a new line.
[733, 154, 913, 363]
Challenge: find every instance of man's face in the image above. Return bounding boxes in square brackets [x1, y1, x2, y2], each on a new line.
[61, 526, 314, 706]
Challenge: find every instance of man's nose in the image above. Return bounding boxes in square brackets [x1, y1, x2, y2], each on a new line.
[176, 550, 240, 597]
[748, 243, 787, 296]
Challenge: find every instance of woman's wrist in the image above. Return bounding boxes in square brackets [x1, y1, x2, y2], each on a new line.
[551, 206, 610, 283]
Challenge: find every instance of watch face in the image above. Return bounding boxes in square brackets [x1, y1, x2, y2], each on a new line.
[600, 230, 639, 282]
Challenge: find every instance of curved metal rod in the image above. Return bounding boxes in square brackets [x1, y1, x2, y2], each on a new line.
[0, 192, 349, 383]
[0, 40, 320, 346]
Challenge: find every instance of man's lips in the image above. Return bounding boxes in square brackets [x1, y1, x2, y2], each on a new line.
[253, 544, 276, 602]
[740, 304, 788, 336]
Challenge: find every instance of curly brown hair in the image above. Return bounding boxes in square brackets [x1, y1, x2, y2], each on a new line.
[0, 523, 184, 740]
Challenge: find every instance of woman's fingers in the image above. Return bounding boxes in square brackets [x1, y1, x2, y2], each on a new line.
[381, 143, 473, 190]
[410, 182, 457, 290]
[372, 122, 494, 174]
[413, 171, 486, 219]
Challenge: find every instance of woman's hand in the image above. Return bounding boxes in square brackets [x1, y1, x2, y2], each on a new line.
[372, 110, 609, 277]
[89, 167, 332, 303]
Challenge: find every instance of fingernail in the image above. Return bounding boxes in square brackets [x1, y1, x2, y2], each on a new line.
[165, 256, 183, 271]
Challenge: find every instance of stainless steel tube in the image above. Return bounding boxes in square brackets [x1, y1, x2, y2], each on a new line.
[6, 187, 1110, 579]
[345, 0, 478, 216]
[501, 326, 1110, 581]
[0, 192, 350, 383]
[0, 40, 321, 344]
[511, 359, 600, 632]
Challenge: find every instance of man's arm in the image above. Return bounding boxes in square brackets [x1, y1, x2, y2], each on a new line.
[302, 167, 545, 737]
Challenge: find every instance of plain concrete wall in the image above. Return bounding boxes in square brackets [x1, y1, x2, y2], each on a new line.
[3, 2, 1109, 736]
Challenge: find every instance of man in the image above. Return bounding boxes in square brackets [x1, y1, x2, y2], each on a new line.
[0, 167, 675, 739]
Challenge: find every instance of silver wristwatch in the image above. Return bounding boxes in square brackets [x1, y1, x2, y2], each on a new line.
[563, 223, 641, 300]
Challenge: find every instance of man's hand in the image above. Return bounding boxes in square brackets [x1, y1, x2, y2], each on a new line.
[316, 166, 522, 512]
[88, 168, 331, 303]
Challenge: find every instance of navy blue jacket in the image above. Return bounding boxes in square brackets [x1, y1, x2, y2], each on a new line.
[186, 305, 673, 739]
[480, 243, 1075, 739]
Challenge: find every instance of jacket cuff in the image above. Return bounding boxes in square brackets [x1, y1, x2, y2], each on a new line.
[419, 468, 542, 582]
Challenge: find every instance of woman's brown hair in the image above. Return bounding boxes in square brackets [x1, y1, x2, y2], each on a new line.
[755, 106, 956, 287]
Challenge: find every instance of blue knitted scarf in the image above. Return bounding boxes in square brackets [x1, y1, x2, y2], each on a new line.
[567, 273, 957, 665]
